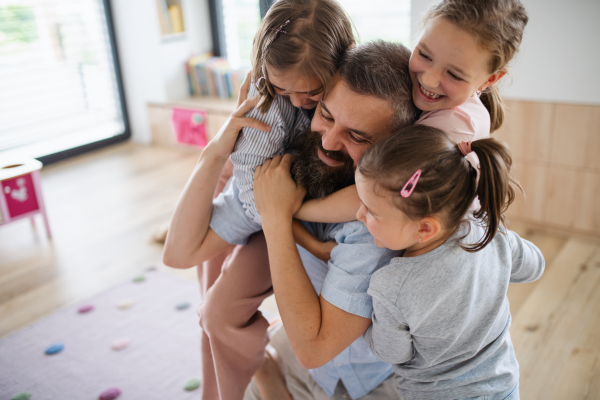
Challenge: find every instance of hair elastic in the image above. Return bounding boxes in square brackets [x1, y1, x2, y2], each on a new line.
[458, 141, 481, 183]
[401, 169, 421, 198]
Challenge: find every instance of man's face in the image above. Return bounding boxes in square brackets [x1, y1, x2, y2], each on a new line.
[311, 77, 395, 166]
[292, 77, 395, 199]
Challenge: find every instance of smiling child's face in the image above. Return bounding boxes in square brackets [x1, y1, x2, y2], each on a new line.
[409, 17, 501, 112]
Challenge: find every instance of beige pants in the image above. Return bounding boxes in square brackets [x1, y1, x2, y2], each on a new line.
[243, 325, 403, 400]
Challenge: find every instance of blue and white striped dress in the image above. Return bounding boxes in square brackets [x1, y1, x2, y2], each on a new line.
[230, 83, 311, 225]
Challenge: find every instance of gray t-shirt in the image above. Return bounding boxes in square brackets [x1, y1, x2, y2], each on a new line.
[364, 223, 545, 400]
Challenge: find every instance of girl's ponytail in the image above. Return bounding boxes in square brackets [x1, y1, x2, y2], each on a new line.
[468, 139, 521, 251]
[480, 85, 505, 133]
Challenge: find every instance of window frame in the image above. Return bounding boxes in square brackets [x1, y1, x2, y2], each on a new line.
[36, 0, 131, 165]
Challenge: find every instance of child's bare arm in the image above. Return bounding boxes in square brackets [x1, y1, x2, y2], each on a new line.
[292, 220, 336, 262]
[294, 185, 361, 223]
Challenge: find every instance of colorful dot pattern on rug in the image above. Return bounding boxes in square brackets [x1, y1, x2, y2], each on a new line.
[117, 299, 134, 309]
[10, 392, 32, 400]
[99, 387, 121, 400]
[111, 337, 131, 351]
[78, 304, 95, 313]
[45, 343, 64, 355]
[184, 378, 201, 391]
[0, 269, 209, 398]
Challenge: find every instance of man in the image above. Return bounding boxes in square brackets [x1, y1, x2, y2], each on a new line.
[164, 40, 419, 400]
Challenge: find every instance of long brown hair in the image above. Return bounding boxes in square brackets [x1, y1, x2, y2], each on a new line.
[358, 125, 521, 251]
[251, 0, 355, 113]
[422, 0, 528, 132]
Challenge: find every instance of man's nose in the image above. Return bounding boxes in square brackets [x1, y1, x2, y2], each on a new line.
[356, 203, 366, 223]
[321, 125, 345, 152]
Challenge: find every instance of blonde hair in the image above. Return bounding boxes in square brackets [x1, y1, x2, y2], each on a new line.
[422, 0, 528, 132]
[251, 0, 355, 113]
[359, 125, 521, 252]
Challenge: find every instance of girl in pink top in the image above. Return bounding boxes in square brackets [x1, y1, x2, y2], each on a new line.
[295, 0, 528, 224]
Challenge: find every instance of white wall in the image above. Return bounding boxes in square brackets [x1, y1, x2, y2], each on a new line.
[411, 0, 600, 105]
[110, 0, 212, 143]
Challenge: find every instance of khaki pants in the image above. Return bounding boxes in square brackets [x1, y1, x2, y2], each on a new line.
[244, 325, 403, 400]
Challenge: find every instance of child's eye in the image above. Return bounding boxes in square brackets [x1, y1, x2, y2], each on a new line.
[419, 49, 431, 61]
[448, 71, 463, 81]
[307, 87, 324, 97]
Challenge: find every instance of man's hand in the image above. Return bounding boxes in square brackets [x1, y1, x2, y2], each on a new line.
[254, 154, 306, 226]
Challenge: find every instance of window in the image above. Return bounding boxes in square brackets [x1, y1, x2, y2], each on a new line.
[210, 0, 411, 71]
[0, 0, 128, 163]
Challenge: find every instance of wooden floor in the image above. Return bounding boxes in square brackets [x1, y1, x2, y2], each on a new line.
[1, 142, 598, 398]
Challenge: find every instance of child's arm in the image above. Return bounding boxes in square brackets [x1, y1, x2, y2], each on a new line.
[292, 220, 336, 262]
[507, 230, 545, 283]
[294, 185, 361, 223]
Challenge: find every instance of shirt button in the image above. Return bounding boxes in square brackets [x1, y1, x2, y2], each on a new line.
[337, 363, 342, 366]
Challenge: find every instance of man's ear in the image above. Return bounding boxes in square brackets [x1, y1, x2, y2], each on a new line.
[478, 68, 507, 92]
[417, 217, 442, 244]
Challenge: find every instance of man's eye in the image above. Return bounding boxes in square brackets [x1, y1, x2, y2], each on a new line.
[319, 109, 333, 122]
[349, 134, 369, 145]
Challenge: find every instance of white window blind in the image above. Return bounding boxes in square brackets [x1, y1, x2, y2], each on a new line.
[0, 0, 127, 160]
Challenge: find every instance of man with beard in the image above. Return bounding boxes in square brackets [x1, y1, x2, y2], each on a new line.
[163, 41, 419, 400]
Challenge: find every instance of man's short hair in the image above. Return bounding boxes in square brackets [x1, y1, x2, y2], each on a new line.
[338, 40, 420, 132]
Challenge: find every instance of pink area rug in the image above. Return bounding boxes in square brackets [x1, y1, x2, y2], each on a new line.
[0, 268, 204, 399]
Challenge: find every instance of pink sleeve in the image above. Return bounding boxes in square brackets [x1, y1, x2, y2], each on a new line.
[415, 95, 491, 143]
[416, 108, 479, 143]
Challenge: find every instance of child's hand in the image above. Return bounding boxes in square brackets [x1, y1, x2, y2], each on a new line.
[208, 96, 271, 161]
[254, 154, 306, 225]
[316, 240, 337, 262]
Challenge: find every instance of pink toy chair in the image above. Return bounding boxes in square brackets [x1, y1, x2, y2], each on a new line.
[0, 158, 51, 238]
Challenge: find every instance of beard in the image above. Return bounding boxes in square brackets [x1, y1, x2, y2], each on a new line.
[290, 129, 355, 200]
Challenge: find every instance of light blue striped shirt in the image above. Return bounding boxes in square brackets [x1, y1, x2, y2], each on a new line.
[230, 84, 310, 226]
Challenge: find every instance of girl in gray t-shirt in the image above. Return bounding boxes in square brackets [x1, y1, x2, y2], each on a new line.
[354, 125, 544, 400]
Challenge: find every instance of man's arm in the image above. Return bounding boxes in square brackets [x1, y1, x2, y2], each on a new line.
[255, 155, 372, 369]
[163, 96, 270, 269]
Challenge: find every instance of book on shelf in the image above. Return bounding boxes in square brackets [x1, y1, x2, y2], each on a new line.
[186, 54, 248, 100]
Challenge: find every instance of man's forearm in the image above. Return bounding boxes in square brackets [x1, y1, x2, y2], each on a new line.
[163, 144, 227, 269]
[262, 219, 324, 356]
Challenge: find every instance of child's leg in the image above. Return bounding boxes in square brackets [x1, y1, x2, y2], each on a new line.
[199, 231, 273, 400]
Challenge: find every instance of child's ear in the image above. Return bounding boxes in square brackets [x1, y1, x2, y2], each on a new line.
[417, 217, 442, 244]
[478, 68, 507, 92]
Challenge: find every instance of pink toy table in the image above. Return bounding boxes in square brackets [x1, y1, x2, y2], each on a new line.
[0, 158, 51, 238]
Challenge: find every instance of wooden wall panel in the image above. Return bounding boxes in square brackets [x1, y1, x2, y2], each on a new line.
[552, 104, 600, 170]
[508, 160, 548, 224]
[496, 100, 555, 163]
[545, 167, 600, 233]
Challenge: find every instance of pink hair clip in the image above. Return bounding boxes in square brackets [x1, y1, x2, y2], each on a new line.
[401, 169, 421, 198]
[270, 19, 290, 34]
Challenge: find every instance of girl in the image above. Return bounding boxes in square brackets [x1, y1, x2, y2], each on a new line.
[295, 0, 528, 224]
[355, 125, 545, 400]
